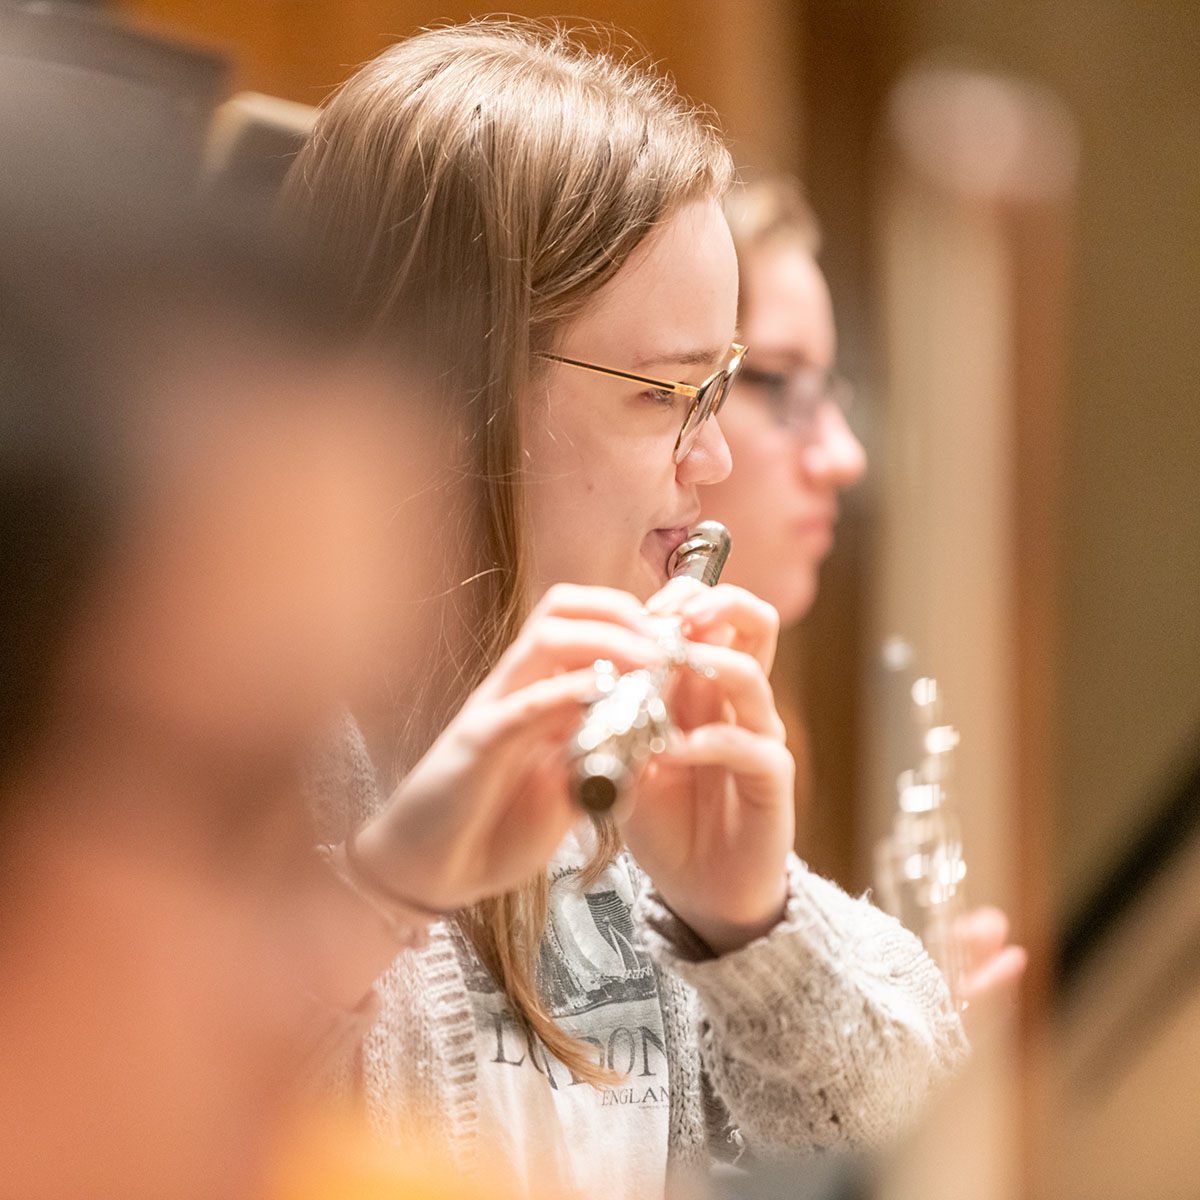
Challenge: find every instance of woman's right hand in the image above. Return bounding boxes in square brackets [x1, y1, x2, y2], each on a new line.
[348, 584, 666, 912]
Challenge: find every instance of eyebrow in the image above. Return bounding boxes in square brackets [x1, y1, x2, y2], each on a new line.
[629, 346, 727, 372]
[745, 349, 821, 368]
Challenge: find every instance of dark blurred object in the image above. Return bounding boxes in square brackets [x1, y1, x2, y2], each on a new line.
[1056, 725, 1200, 1082]
[708, 1155, 875, 1200]
[1059, 730, 1200, 991]
[1051, 728, 1200, 1199]
[0, 0, 227, 210]
[0, 245, 118, 817]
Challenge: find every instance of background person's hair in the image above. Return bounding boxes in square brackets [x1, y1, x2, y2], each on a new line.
[283, 17, 734, 1081]
[723, 174, 823, 313]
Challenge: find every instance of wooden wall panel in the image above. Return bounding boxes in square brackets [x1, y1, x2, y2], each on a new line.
[116, 0, 803, 172]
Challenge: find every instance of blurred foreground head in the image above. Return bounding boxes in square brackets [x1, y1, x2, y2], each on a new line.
[0, 149, 439, 1200]
[707, 176, 866, 625]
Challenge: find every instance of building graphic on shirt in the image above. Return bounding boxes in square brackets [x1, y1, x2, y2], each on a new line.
[538, 867, 658, 1017]
[460, 854, 670, 1102]
[459, 858, 658, 1017]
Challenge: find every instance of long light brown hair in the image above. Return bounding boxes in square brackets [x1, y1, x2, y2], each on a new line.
[285, 18, 733, 1082]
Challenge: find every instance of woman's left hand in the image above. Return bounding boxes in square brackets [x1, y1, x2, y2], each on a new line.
[617, 578, 795, 956]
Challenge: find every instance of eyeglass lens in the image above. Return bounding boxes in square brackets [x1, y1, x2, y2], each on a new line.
[737, 366, 849, 437]
[673, 356, 742, 463]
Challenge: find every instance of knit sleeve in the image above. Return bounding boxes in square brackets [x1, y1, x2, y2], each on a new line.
[304, 711, 381, 843]
[633, 853, 969, 1154]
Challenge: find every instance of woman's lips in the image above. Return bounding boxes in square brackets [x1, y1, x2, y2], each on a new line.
[642, 524, 695, 580]
[792, 512, 836, 555]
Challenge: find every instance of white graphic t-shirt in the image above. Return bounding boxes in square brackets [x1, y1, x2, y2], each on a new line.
[459, 824, 670, 1200]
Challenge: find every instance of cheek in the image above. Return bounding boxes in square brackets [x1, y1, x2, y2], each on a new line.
[534, 449, 660, 574]
[525, 378, 693, 595]
[525, 419, 607, 530]
[526, 387, 597, 491]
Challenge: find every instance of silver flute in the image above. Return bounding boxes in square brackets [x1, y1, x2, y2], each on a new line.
[568, 521, 732, 812]
[873, 647, 968, 1007]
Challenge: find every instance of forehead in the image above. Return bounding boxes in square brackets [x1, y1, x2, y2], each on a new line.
[741, 243, 835, 363]
[560, 198, 739, 368]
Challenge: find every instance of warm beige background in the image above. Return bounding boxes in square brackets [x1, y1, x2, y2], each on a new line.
[116, 0, 804, 173]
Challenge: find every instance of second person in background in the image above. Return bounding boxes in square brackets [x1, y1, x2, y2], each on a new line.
[708, 175, 1027, 1013]
[284, 20, 967, 1199]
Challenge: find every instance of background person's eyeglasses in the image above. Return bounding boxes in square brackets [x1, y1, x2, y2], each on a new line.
[735, 363, 854, 441]
[539, 344, 747, 464]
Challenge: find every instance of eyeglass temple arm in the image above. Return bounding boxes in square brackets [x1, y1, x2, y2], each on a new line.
[537, 353, 700, 397]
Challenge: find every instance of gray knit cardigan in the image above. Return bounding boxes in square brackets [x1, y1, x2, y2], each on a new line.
[311, 719, 968, 1194]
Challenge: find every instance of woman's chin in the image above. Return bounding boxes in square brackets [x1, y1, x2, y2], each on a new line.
[635, 548, 674, 600]
[734, 564, 818, 629]
[630, 571, 663, 604]
[775, 574, 819, 629]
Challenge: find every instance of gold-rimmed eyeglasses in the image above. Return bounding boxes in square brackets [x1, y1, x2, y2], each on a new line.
[539, 343, 747, 464]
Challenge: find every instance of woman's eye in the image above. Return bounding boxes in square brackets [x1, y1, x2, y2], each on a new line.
[742, 368, 789, 395]
[643, 387, 680, 408]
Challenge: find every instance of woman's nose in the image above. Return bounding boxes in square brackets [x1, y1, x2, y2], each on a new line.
[676, 413, 733, 485]
[800, 404, 866, 487]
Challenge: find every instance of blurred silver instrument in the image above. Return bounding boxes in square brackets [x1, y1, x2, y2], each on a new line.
[569, 521, 731, 812]
[874, 643, 968, 1007]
